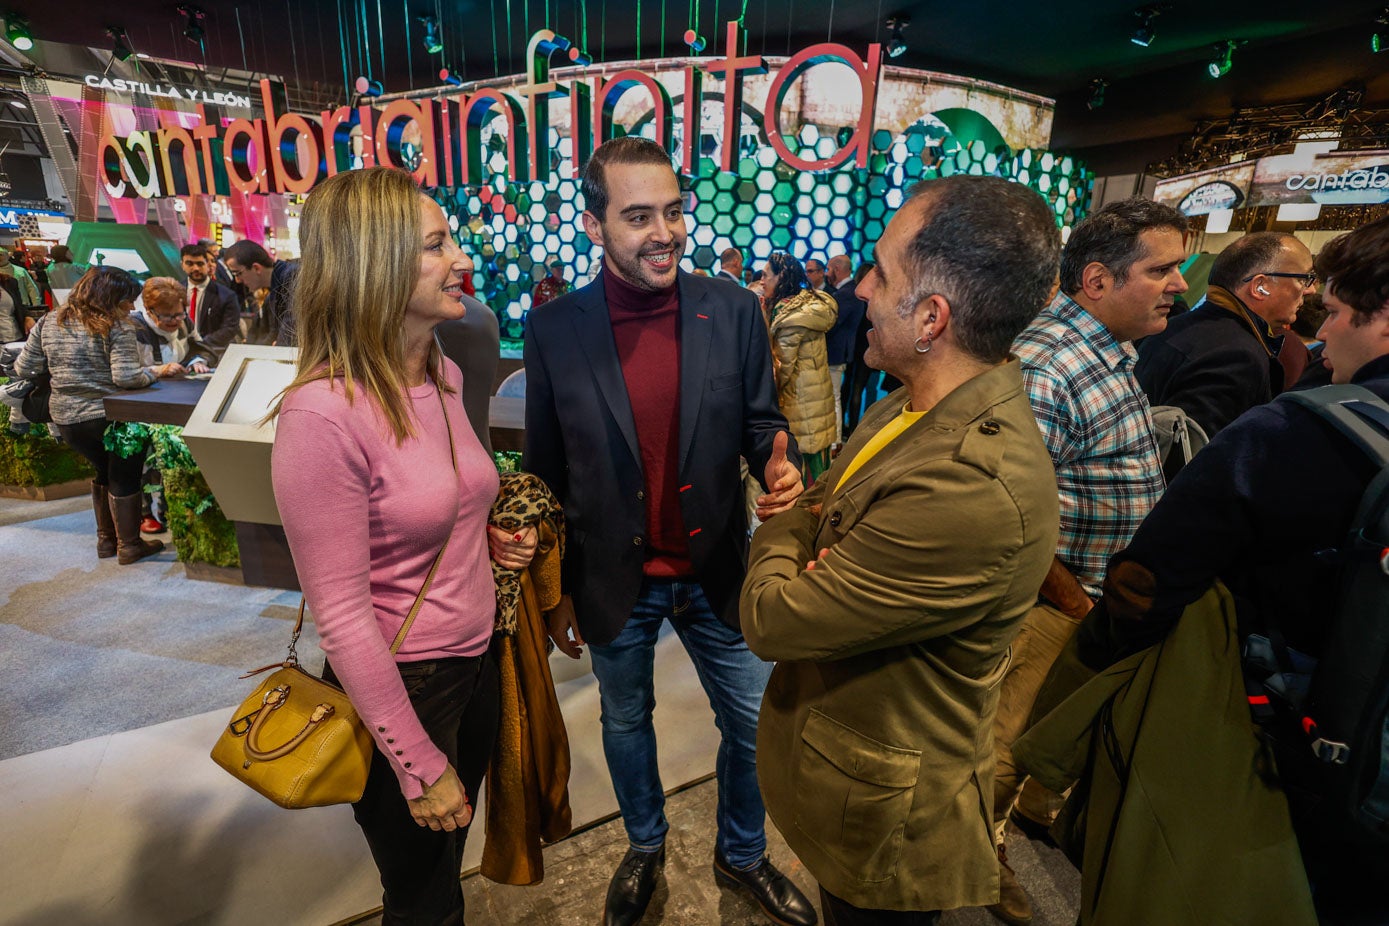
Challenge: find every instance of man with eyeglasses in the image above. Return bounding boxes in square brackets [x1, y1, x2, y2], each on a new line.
[1136, 231, 1316, 437]
[223, 240, 300, 347]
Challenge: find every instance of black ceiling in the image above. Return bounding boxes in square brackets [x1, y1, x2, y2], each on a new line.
[8, 0, 1389, 166]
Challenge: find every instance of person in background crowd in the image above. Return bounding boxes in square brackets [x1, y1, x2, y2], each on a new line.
[44, 245, 86, 291]
[272, 167, 536, 926]
[1063, 215, 1389, 926]
[748, 268, 766, 298]
[803, 257, 827, 292]
[1291, 293, 1333, 388]
[823, 253, 864, 449]
[0, 248, 41, 307]
[1137, 231, 1315, 437]
[742, 175, 1061, 926]
[130, 277, 214, 533]
[224, 240, 300, 346]
[179, 243, 241, 362]
[435, 252, 501, 454]
[985, 198, 1187, 926]
[15, 268, 167, 564]
[0, 263, 22, 343]
[198, 238, 236, 290]
[531, 257, 571, 309]
[843, 261, 877, 437]
[718, 247, 744, 285]
[763, 251, 839, 483]
[524, 136, 812, 926]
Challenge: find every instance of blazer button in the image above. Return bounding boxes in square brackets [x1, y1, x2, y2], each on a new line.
[632, 536, 643, 546]
[979, 419, 1001, 436]
[829, 511, 842, 527]
[636, 490, 645, 501]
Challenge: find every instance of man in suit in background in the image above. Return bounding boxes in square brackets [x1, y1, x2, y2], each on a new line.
[717, 246, 744, 285]
[824, 253, 865, 448]
[524, 137, 814, 926]
[179, 243, 241, 362]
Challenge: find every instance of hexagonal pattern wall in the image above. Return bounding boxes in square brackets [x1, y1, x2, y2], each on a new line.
[434, 122, 1092, 342]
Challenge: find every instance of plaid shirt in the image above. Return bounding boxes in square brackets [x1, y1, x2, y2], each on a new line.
[1013, 293, 1165, 597]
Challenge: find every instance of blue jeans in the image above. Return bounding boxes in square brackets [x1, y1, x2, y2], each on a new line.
[588, 577, 773, 869]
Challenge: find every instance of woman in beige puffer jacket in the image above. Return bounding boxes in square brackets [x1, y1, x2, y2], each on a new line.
[763, 252, 838, 482]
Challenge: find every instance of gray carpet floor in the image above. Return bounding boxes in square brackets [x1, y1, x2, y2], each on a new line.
[0, 494, 318, 760]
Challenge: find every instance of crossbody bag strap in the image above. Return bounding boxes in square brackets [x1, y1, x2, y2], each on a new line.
[387, 380, 460, 654]
[288, 379, 463, 660]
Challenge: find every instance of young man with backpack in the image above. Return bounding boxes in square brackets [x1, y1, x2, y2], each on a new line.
[1069, 216, 1389, 922]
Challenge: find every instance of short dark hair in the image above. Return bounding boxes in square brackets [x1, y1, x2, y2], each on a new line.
[49, 245, 72, 263]
[223, 240, 274, 269]
[581, 137, 675, 221]
[1208, 232, 1298, 291]
[1290, 292, 1327, 340]
[1316, 216, 1389, 326]
[805, 258, 825, 272]
[179, 243, 209, 260]
[900, 176, 1061, 363]
[1059, 198, 1188, 296]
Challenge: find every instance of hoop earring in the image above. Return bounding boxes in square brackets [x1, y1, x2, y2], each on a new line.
[914, 332, 933, 354]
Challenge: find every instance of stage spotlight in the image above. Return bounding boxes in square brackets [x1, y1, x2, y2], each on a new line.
[1086, 78, 1108, 111]
[178, 4, 207, 52]
[1374, 8, 1388, 52]
[419, 14, 443, 55]
[354, 76, 384, 98]
[5, 13, 33, 52]
[885, 14, 910, 59]
[683, 29, 706, 53]
[107, 26, 133, 62]
[439, 67, 462, 87]
[1206, 39, 1239, 78]
[1130, 6, 1161, 47]
[567, 46, 592, 66]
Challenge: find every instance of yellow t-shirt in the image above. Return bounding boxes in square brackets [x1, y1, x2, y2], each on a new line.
[835, 404, 926, 492]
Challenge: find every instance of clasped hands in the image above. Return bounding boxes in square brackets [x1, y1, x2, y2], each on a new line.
[408, 763, 472, 831]
[487, 524, 539, 570]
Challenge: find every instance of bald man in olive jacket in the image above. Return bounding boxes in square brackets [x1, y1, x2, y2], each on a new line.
[741, 177, 1060, 921]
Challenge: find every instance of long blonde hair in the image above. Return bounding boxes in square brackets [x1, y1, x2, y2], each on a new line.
[271, 167, 453, 443]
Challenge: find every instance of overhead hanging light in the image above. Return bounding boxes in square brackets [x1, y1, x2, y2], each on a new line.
[438, 67, 462, 87]
[1206, 39, 1241, 78]
[885, 14, 910, 59]
[1086, 78, 1108, 111]
[178, 4, 207, 53]
[1130, 5, 1162, 47]
[419, 14, 443, 55]
[1373, 8, 1389, 52]
[106, 26, 133, 62]
[5, 13, 34, 52]
[354, 76, 384, 98]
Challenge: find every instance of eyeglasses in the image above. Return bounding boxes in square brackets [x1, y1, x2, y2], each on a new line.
[152, 312, 187, 322]
[1242, 271, 1318, 287]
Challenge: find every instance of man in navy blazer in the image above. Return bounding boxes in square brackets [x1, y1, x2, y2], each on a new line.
[524, 137, 814, 926]
[179, 243, 241, 362]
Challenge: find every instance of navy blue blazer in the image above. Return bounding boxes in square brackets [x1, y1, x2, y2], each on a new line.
[523, 269, 799, 644]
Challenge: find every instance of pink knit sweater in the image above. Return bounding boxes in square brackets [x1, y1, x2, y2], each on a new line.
[271, 359, 499, 798]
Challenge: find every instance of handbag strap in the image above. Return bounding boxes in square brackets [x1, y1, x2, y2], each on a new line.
[288, 377, 461, 661]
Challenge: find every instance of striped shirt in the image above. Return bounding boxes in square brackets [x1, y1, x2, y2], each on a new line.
[1013, 293, 1165, 597]
[14, 314, 156, 425]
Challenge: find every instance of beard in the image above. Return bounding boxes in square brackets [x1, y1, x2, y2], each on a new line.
[604, 242, 683, 292]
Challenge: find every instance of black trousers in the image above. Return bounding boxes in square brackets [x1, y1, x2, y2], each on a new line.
[819, 887, 940, 926]
[56, 416, 143, 497]
[327, 644, 501, 926]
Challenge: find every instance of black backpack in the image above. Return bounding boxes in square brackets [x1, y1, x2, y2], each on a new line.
[1245, 384, 1389, 845]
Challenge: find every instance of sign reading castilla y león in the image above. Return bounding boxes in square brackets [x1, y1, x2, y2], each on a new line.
[97, 22, 883, 201]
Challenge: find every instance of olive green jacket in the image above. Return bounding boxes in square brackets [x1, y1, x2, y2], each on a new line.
[742, 360, 1060, 911]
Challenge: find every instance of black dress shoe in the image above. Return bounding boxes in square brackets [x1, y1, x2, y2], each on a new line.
[713, 850, 817, 926]
[605, 845, 665, 926]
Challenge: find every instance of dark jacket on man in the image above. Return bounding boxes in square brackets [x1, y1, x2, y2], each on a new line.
[825, 279, 865, 367]
[190, 279, 242, 361]
[523, 270, 796, 645]
[247, 259, 300, 347]
[1135, 286, 1285, 438]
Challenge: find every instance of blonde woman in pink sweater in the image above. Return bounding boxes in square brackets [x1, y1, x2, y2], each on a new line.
[271, 167, 536, 925]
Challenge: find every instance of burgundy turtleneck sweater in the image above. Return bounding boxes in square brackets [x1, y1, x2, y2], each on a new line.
[603, 268, 692, 577]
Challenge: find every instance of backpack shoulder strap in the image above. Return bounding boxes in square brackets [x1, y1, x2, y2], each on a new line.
[1280, 385, 1389, 470]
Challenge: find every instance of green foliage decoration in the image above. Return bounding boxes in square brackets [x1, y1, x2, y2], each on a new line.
[494, 450, 522, 474]
[150, 425, 240, 568]
[0, 401, 95, 487]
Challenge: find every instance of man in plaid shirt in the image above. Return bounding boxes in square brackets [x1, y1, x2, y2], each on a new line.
[985, 199, 1189, 926]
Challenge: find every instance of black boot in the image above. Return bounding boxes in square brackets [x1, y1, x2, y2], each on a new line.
[604, 845, 664, 926]
[110, 492, 164, 565]
[713, 849, 817, 926]
[92, 481, 116, 559]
